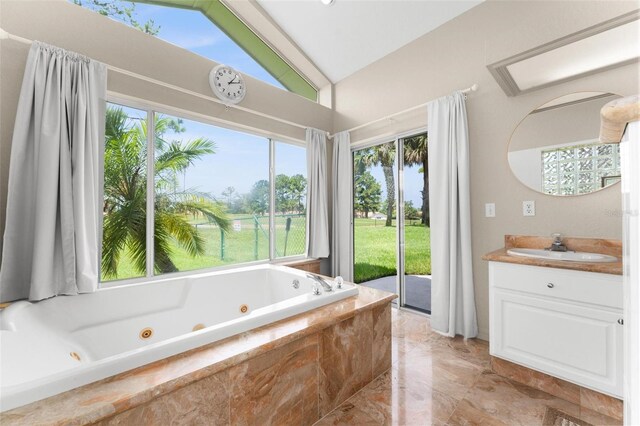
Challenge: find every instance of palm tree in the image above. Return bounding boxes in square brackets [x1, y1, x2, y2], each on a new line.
[102, 107, 230, 278]
[360, 143, 396, 227]
[403, 134, 429, 226]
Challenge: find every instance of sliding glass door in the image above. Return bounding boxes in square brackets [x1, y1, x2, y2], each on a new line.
[400, 134, 431, 313]
[353, 141, 397, 292]
[353, 132, 431, 313]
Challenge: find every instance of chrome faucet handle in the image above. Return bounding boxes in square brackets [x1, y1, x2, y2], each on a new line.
[306, 273, 333, 292]
[335, 276, 344, 289]
[551, 233, 563, 243]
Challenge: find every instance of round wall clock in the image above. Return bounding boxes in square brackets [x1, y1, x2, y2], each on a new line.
[209, 64, 246, 104]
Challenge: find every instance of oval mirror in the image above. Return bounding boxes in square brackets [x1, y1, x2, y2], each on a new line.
[508, 92, 622, 196]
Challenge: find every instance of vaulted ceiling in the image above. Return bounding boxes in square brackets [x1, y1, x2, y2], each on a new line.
[256, 0, 484, 83]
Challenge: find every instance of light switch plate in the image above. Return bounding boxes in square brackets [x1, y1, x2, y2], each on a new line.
[523, 201, 535, 216]
[485, 203, 496, 217]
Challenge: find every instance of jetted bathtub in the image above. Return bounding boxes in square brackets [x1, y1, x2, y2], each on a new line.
[0, 264, 358, 411]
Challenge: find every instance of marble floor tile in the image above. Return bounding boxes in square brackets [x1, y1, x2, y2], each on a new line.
[317, 309, 621, 426]
[490, 356, 581, 405]
[580, 387, 623, 421]
[429, 334, 491, 369]
[460, 371, 583, 426]
[347, 369, 459, 426]
[394, 344, 485, 400]
[391, 309, 434, 346]
[577, 406, 622, 426]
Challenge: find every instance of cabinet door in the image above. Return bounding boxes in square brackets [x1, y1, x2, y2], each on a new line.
[491, 289, 623, 398]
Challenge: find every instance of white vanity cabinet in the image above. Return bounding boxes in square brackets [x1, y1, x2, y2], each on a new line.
[489, 261, 623, 398]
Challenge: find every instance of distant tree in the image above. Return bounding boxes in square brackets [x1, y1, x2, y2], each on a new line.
[360, 143, 396, 226]
[221, 186, 236, 207]
[275, 174, 291, 214]
[354, 171, 381, 218]
[404, 134, 429, 226]
[73, 0, 161, 35]
[288, 174, 307, 213]
[275, 174, 307, 214]
[248, 180, 269, 215]
[404, 201, 420, 222]
[229, 194, 248, 214]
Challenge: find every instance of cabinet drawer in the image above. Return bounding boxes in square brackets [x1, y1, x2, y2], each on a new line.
[489, 262, 622, 309]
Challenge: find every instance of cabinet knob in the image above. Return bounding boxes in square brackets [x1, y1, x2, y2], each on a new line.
[547, 283, 554, 288]
[618, 318, 624, 325]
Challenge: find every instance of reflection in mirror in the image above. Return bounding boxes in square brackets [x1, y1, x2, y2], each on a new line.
[508, 92, 622, 196]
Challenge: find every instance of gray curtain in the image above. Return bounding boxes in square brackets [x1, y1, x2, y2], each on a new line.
[427, 92, 478, 338]
[0, 42, 107, 302]
[331, 131, 352, 279]
[305, 128, 329, 258]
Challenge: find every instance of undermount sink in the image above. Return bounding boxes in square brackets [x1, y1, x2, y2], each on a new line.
[506, 248, 618, 263]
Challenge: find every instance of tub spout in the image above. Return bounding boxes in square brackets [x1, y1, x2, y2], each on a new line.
[306, 273, 333, 293]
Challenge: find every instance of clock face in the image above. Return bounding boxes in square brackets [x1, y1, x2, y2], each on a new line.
[209, 65, 246, 104]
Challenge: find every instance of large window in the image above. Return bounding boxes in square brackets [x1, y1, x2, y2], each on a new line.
[101, 101, 307, 283]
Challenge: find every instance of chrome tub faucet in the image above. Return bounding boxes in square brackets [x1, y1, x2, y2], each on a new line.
[306, 273, 333, 294]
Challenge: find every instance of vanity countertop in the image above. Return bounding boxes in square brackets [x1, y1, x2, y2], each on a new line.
[482, 235, 622, 276]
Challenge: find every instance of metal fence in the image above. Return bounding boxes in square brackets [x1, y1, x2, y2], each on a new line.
[194, 213, 306, 261]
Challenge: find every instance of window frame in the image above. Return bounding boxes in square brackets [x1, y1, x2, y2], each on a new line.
[100, 94, 307, 289]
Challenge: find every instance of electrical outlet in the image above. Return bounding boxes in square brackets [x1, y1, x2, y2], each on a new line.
[523, 201, 535, 216]
[485, 203, 495, 217]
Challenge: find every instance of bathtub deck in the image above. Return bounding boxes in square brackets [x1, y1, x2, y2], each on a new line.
[0, 285, 395, 425]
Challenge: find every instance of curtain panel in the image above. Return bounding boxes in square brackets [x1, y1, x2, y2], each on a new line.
[305, 128, 330, 258]
[0, 42, 107, 302]
[331, 131, 352, 280]
[427, 91, 478, 338]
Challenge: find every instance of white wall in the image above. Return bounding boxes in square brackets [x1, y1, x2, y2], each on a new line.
[332, 0, 640, 340]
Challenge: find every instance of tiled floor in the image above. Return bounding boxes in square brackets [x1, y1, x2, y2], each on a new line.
[315, 309, 621, 426]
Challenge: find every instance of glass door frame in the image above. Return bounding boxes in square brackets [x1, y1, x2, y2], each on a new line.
[350, 126, 428, 314]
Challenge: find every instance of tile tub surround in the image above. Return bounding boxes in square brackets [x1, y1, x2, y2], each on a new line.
[316, 309, 622, 426]
[482, 235, 623, 275]
[282, 258, 322, 274]
[0, 286, 395, 425]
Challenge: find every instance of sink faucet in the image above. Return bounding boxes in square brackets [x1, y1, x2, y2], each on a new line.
[546, 233, 568, 252]
[306, 273, 333, 294]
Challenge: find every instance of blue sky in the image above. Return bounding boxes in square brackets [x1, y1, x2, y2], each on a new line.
[115, 103, 305, 198]
[135, 2, 284, 88]
[157, 114, 306, 198]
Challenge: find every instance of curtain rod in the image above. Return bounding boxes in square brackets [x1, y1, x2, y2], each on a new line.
[329, 83, 478, 138]
[0, 28, 331, 136]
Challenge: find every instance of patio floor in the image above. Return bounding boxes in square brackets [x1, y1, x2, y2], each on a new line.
[360, 275, 431, 313]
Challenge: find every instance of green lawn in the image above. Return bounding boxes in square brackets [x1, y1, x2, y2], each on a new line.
[104, 214, 430, 285]
[353, 218, 431, 283]
[106, 214, 306, 281]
